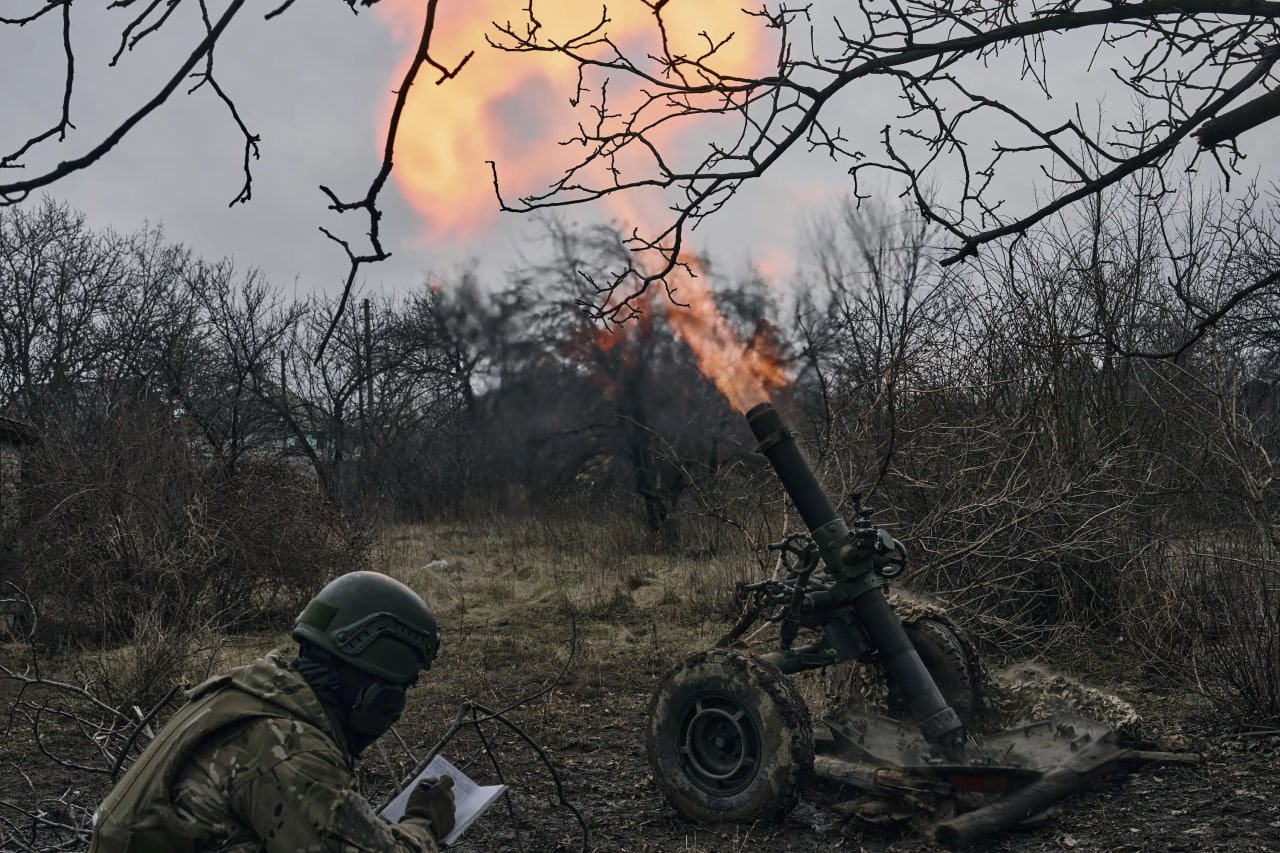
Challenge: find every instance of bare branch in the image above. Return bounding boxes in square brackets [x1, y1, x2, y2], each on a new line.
[315, 0, 473, 359]
[0, 0, 250, 205]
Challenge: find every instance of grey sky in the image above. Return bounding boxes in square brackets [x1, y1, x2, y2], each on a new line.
[2, 1, 1279, 305]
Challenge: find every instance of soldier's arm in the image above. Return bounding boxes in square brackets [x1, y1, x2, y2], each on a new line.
[230, 736, 439, 853]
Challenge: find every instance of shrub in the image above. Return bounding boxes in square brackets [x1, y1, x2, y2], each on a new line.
[14, 400, 369, 649]
[1185, 544, 1280, 727]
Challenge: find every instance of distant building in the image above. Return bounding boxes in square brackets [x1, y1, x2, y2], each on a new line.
[0, 416, 37, 536]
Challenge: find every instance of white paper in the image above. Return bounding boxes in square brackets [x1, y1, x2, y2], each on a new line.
[381, 754, 506, 846]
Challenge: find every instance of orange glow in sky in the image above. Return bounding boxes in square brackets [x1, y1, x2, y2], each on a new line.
[375, 0, 787, 410]
[375, 0, 766, 239]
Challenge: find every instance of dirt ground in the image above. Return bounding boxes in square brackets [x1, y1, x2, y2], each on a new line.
[402, 617, 1280, 853]
[370, 522, 1280, 853]
[3, 520, 1278, 851]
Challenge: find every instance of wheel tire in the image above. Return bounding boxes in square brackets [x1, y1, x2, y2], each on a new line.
[888, 617, 981, 724]
[646, 648, 813, 824]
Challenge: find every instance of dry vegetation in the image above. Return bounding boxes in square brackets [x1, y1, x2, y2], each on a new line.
[5, 3, 1280, 845]
[3, 180, 1280, 849]
[4, 510, 1278, 851]
[382, 520, 1280, 853]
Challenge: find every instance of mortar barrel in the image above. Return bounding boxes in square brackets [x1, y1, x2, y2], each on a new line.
[854, 587, 964, 745]
[745, 402, 838, 531]
[745, 401, 964, 751]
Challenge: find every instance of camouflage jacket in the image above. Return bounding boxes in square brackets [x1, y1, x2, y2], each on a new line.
[89, 650, 440, 853]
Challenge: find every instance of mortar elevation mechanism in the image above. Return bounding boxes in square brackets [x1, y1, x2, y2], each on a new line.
[644, 403, 1196, 845]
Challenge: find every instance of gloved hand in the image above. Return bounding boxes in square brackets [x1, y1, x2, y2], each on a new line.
[404, 775, 456, 842]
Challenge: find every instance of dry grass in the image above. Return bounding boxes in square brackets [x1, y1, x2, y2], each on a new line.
[352, 513, 817, 850]
[373, 511, 761, 637]
[4, 510, 1279, 851]
[368, 512, 1280, 732]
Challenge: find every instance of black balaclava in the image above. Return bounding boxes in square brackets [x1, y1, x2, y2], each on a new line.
[293, 642, 408, 757]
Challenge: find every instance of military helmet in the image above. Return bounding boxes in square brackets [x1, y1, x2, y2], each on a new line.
[293, 571, 440, 684]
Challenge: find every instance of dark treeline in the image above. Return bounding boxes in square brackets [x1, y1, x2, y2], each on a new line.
[3, 180, 1280, 723]
[0, 201, 762, 526]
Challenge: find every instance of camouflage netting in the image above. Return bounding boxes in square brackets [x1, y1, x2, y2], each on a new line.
[829, 589, 1143, 739]
[985, 663, 1142, 738]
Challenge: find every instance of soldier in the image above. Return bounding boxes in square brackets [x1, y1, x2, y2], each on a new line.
[90, 571, 455, 852]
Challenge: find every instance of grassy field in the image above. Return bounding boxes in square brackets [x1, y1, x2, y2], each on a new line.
[3, 515, 1279, 851]
[363, 518, 1280, 852]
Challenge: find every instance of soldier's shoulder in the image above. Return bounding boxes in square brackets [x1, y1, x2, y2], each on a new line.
[176, 651, 348, 768]
[186, 650, 297, 701]
[232, 712, 347, 764]
[189, 652, 328, 723]
[189, 713, 351, 803]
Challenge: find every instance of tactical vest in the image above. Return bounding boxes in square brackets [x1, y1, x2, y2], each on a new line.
[89, 670, 330, 853]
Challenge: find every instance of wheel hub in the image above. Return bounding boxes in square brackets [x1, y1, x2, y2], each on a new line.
[678, 694, 762, 796]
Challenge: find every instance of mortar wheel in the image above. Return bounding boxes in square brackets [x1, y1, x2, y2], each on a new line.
[887, 618, 981, 724]
[646, 648, 813, 824]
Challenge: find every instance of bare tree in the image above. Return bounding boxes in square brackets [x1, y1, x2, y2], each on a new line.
[487, 1, 1280, 330]
[0, 0, 469, 355]
[0, 198, 194, 416]
[161, 260, 303, 470]
[6, 2, 1280, 347]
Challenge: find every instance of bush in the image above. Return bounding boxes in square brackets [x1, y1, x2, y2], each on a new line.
[1185, 544, 1280, 727]
[14, 400, 369, 649]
